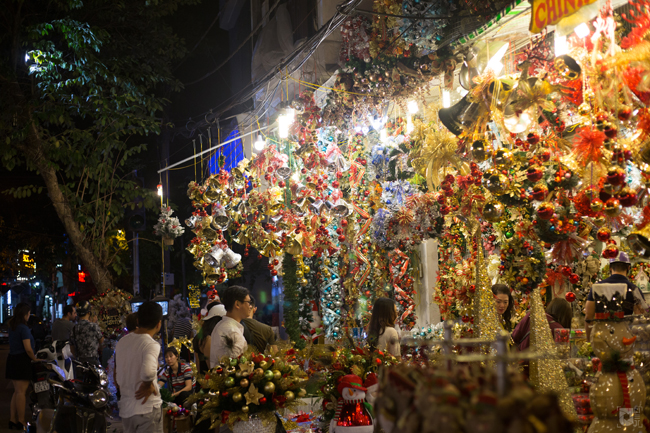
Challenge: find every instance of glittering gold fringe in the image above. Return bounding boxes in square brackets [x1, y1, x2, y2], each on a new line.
[528, 288, 578, 422]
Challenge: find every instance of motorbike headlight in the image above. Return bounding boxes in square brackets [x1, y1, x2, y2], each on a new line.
[90, 390, 107, 408]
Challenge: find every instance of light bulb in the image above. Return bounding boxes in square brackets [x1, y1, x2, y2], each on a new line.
[406, 114, 414, 134]
[157, 184, 163, 197]
[574, 22, 590, 38]
[442, 90, 451, 108]
[407, 100, 419, 114]
[278, 114, 290, 138]
[254, 135, 266, 151]
[487, 42, 509, 75]
[554, 34, 568, 56]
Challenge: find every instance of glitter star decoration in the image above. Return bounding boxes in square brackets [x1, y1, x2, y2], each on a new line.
[239, 361, 254, 376]
[244, 383, 264, 405]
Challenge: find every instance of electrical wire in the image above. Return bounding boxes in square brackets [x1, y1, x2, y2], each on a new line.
[178, 0, 363, 134]
[184, 0, 283, 86]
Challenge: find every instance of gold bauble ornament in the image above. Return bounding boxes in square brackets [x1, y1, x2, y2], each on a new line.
[241, 405, 250, 413]
[224, 377, 235, 388]
[604, 198, 622, 217]
[298, 388, 307, 398]
[303, 266, 311, 273]
[235, 371, 242, 379]
[471, 140, 490, 162]
[240, 378, 249, 388]
[593, 216, 606, 227]
[483, 169, 509, 195]
[483, 202, 504, 222]
[253, 368, 264, 379]
[232, 392, 243, 403]
[577, 103, 591, 116]
[492, 148, 513, 168]
[259, 361, 269, 370]
[272, 370, 282, 380]
[284, 391, 295, 402]
[263, 382, 276, 394]
[263, 370, 274, 381]
[296, 270, 304, 278]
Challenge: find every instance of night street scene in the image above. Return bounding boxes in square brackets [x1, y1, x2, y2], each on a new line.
[2, 0, 650, 432]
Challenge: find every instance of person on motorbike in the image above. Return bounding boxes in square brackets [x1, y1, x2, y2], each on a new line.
[70, 301, 104, 366]
[158, 347, 193, 406]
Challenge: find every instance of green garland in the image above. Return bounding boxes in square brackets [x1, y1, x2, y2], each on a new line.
[283, 252, 304, 349]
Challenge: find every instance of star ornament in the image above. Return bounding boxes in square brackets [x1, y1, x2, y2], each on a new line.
[245, 384, 264, 405]
[239, 361, 254, 376]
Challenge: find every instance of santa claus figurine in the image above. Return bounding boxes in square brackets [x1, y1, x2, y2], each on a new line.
[330, 374, 373, 433]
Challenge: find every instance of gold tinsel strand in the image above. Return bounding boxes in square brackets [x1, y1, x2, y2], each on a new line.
[474, 237, 501, 343]
[528, 288, 578, 422]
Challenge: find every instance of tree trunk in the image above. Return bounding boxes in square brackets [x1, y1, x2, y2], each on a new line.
[9, 81, 115, 296]
[19, 140, 116, 296]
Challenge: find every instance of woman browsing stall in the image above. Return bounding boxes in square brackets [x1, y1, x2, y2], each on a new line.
[367, 297, 401, 357]
[492, 284, 515, 332]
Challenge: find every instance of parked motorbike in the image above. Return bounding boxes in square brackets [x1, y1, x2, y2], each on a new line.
[30, 341, 73, 433]
[30, 360, 109, 433]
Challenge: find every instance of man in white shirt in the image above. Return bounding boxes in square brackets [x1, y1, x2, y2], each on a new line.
[209, 286, 251, 368]
[115, 301, 163, 433]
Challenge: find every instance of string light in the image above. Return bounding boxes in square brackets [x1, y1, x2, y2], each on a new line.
[442, 90, 451, 108]
[574, 22, 590, 38]
[254, 135, 266, 151]
[278, 115, 290, 138]
[486, 42, 509, 76]
[157, 184, 163, 197]
[554, 33, 568, 56]
[407, 114, 414, 133]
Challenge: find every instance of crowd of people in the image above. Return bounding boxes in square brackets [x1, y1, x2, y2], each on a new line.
[3, 250, 648, 432]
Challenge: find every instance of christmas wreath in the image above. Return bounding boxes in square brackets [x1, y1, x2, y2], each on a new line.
[499, 237, 546, 294]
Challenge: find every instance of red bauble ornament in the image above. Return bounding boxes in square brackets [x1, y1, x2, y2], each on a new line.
[526, 166, 544, 182]
[332, 180, 340, 188]
[602, 244, 619, 259]
[561, 266, 573, 276]
[618, 107, 632, 121]
[338, 235, 346, 242]
[538, 148, 551, 162]
[606, 166, 626, 186]
[596, 227, 611, 242]
[531, 184, 549, 201]
[537, 202, 555, 220]
[527, 132, 540, 145]
[569, 274, 580, 285]
[618, 187, 637, 207]
[565, 292, 576, 302]
[341, 219, 348, 227]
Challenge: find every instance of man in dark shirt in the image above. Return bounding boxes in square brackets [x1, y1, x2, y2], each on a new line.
[585, 251, 647, 340]
[51, 305, 77, 342]
[241, 296, 277, 354]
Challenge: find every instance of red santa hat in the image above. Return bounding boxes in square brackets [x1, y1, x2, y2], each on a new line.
[363, 373, 378, 388]
[337, 374, 367, 395]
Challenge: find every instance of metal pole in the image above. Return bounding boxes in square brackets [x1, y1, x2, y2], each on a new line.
[133, 232, 140, 295]
[157, 125, 271, 174]
[181, 233, 187, 299]
[495, 331, 507, 397]
[443, 320, 453, 371]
